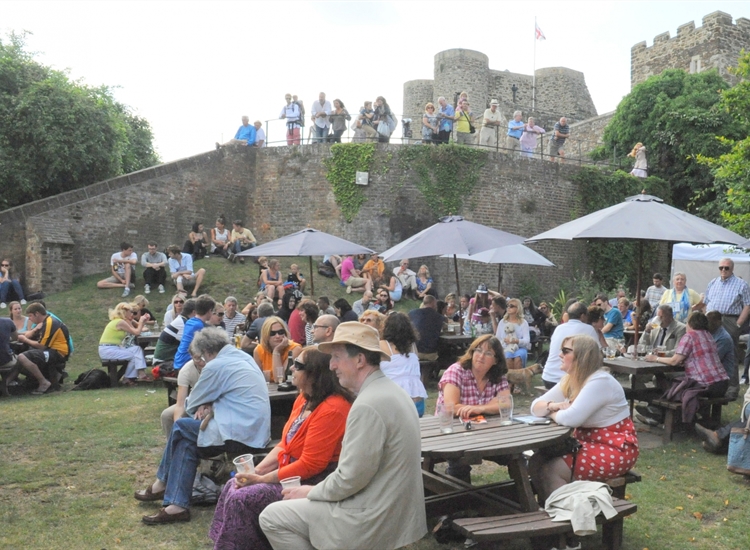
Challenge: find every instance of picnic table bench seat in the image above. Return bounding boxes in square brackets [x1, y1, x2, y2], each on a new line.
[650, 395, 732, 444]
[101, 359, 129, 387]
[451, 497, 637, 550]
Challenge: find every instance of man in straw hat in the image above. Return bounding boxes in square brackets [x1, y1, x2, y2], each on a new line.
[479, 99, 505, 149]
[260, 322, 427, 549]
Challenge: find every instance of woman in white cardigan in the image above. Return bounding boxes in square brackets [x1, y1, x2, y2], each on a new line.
[529, 334, 639, 504]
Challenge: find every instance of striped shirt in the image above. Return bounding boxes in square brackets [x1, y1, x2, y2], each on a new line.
[704, 274, 750, 316]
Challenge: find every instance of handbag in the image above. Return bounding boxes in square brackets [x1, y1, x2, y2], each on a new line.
[538, 436, 582, 482]
[727, 416, 750, 476]
[377, 120, 390, 137]
[462, 111, 476, 134]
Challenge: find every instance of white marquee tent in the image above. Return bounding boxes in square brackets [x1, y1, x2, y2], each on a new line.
[671, 243, 750, 293]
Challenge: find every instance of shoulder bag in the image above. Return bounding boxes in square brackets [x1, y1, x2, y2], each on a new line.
[728, 415, 750, 476]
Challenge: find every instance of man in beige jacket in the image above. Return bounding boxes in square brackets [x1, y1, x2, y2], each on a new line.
[260, 322, 427, 549]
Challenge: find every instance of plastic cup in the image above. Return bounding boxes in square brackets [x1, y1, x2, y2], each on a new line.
[499, 395, 513, 426]
[232, 454, 255, 474]
[263, 370, 271, 384]
[280, 476, 301, 490]
[438, 403, 454, 434]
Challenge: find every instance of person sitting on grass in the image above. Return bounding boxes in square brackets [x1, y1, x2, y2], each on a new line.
[415, 264, 436, 299]
[11, 302, 71, 395]
[135, 327, 270, 525]
[339, 254, 371, 295]
[333, 298, 358, 323]
[141, 242, 168, 295]
[0, 258, 26, 308]
[167, 245, 206, 298]
[286, 264, 306, 293]
[209, 347, 353, 549]
[182, 222, 209, 260]
[227, 219, 257, 264]
[261, 259, 285, 306]
[97, 242, 138, 298]
[98, 302, 151, 386]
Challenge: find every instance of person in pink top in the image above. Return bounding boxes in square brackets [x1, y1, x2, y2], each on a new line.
[519, 116, 546, 158]
[339, 255, 372, 294]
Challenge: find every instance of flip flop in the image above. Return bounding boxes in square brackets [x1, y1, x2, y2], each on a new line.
[31, 384, 51, 395]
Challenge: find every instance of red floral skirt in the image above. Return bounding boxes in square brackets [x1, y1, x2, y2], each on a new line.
[562, 417, 639, 482]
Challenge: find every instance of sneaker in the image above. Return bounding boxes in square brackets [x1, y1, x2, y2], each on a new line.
[228, 252, 236, 263]
[20, 299, 27, 305]
[158, 284, 165, 294]
[741, 377, 748, 385]
[0, 303, 5, 309]
[144, 284, 151, 294]
[346, 286, 352, 294]
[122, 287, 131, 298]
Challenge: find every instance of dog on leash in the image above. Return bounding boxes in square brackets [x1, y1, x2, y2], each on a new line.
[506, 363, 542, 395]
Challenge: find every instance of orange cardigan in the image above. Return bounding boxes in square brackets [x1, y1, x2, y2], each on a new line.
[276, 393, 351, 482]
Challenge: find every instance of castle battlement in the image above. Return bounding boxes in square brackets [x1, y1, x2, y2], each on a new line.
[631, 11, 750, 87]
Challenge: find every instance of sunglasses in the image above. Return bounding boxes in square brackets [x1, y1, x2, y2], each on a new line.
[561, 347, 574, 355]
[269, 329, 286, 337]
[293, 360, 306, 371]
[174, 300, 185, 304]
[1, 263, 9, 267]
[214, 312, 224, 316]
[719, 266, 731, 271]
[508, 304, 517, 309]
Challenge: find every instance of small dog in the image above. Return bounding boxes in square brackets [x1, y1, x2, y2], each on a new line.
[72, 368, 111, 391]
[504, 322, 519, 353]
[506, 363, 543, 395]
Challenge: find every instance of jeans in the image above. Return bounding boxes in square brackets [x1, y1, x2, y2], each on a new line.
[313, 125, 328, 143]
[0, 279, 24, 302]
[143, 267, 167, 286]
[232, 241, 256, 254]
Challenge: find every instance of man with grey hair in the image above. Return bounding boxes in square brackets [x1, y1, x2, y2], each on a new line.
[311, 314, 339, 344]
[436, 96, 455, 145]
[217, 115, 256, 148]
[702, 257, 750, 399]
[505, 110, 524, 153]
[642, 304, 685, 351]
[479, 99, 504, 149]
[549, 116, 570, 162]
[222, 296, 246, 339]
[260, 322, 426, 549]
[352, 290, 377, 318]
[541, 302, 600, 389]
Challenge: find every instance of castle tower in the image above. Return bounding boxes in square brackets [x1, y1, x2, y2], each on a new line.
[631, 11, 750, 88]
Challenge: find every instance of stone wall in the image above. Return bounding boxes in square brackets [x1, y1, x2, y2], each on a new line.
[568, 112, 616, 160]
[631, 11, 750, 88]
[0, 143, 594, 301]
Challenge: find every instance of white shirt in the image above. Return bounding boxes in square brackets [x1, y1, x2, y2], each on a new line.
[111, 251, 137, 276]
[280, 102, 301, 126]
[542, 320, 600, 384]
[311, 99, 332, 128]
[532, 370, 630, 428]
[255, 128, 266, 147]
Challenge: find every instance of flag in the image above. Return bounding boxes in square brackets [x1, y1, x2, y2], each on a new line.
[535, 22, 546, 41]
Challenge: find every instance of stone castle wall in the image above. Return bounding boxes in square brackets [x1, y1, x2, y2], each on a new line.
[632, 11, 750, 88]
[0, 144, 592, 300]
[403, 48, 598, 135]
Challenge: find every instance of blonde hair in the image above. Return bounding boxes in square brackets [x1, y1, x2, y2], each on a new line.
[418, 264, 430, 278]
[628, 142, 643, 158]
[109, 302, 135, 321]
[133, 295, 149, 308]
[503, 298, 524, 323]
[359, 310, 386, 338]
[260, 316, 290, 349]
[425, 102, 435, 110]
[559, 335, 603, 401]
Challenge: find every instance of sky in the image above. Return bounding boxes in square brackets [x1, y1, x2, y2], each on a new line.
[2, 0, 749, 163]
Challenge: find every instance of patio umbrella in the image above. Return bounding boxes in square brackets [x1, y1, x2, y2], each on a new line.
[443, 244, 555, 290]
[527, 193, 748, 344]
[236, 228, 374, 294]
[380, 215, 526, 333]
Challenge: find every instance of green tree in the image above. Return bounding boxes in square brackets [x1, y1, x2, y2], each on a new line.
[0, 32, 159, 210]
[592, 68, 748, 223]
[698, 52, 750, 236]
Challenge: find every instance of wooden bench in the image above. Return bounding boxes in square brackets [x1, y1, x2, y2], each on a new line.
[102, 359, 129, 387]
[452, 497, 637, 550]
[650, 396, 732, 444]
[162, 375, 178, 406]
[606, 470, 641, 499]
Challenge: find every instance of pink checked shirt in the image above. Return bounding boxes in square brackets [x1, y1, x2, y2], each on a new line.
[435, 363, 509, 413]
[674, 329, 729, 386]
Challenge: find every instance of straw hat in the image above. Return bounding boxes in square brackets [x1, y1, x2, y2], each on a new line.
[318, 322, 391, 362]
[490, 99, 499, 105]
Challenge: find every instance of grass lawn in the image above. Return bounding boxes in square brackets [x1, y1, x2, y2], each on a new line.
[2, 256, 750, 549]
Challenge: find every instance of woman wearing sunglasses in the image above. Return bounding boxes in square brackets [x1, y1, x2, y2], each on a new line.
[529, 335, 638, 506]
[98, 302, 151, 385]
[253, 317, 302, 376]
[210, 347, 353, 549]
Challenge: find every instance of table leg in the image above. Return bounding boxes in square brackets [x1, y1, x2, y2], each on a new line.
[507, 454, 537, 513]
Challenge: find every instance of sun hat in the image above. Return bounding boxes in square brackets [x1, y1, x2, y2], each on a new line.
[476, 284, 488, 294]
[318, 322, 391, 361]
[490, 99, 499, 105]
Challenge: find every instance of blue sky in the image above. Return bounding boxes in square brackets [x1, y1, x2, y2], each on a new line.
[3, 1, 748, 162]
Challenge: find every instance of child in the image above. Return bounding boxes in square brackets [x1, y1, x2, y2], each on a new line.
[287, 264, 306, 293]
[257, 256, 269, 289]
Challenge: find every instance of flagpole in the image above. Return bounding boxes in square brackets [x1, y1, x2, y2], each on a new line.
[533, 16, 537, 111]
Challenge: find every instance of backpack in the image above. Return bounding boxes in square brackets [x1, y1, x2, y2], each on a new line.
[294, 101, 305, 127]
[72, 369, 111, 391]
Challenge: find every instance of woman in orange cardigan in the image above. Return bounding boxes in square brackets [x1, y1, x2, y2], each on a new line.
[209, 347, 353, 549]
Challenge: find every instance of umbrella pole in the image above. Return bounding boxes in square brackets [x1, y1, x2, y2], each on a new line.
[454, 254, 463, 335]
[308, 256, 315, 295]
[634, 242, 643, 347]
[498, 264, 502, 292]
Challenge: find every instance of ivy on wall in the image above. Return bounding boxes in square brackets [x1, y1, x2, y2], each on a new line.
[398, 144, 487, 216]
[323, 143, 375, 222]
[571, 166, 671, 292]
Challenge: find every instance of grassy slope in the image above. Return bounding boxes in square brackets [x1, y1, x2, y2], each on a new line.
[1, 256, 750, 549]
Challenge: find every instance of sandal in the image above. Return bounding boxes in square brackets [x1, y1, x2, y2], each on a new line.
[31, 382, 52, 395]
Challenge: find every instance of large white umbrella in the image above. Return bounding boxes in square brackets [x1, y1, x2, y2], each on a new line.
[527, 193, 747, 343]
[236, 228, 374, 294]
[443, 244, 555, 290]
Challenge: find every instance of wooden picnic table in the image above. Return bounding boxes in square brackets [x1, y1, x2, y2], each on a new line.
[420, 415, 570, 514]
[136, 332, 159, 350]
[437, 333, 474, 369]
[603, 356, 682, 417]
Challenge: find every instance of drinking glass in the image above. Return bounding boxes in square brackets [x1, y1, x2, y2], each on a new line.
[274, 365, 285, 385]
[438, 403, 454, 434]
[499, 395, 513, 426]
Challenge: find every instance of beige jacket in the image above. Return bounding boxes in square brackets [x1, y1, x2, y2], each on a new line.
[643, 319, 686, 350]
[306, 370, 427, 549]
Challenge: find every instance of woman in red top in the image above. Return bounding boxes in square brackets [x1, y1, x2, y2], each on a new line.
[210, 347, 353, 549]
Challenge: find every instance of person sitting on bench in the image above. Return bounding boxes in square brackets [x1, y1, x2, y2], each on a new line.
[695, 385, 750, 454]
[530, 334, 639, 504]
[98, 302, 151, 385]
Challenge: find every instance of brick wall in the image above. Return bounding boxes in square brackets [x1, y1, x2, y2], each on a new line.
[631, 11, 750, 88]
[0, 143, 611, 301]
